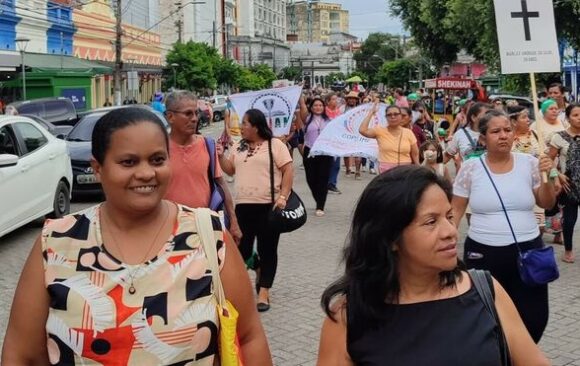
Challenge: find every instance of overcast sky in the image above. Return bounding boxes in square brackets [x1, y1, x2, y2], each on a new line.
[334, 0, 408, 40]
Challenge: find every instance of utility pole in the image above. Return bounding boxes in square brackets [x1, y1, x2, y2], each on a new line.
[272, 39, 276, 72]
[212, 21, 217, 49]
[175, 19, 183, 43]
[114, 0, 122, 106]
[306, 0, 313, 43]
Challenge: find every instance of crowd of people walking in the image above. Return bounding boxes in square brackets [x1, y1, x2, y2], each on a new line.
[2, 81, 578, 365]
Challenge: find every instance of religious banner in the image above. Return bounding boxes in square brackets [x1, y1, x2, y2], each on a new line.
[309, 103, 388, 159]
[228, 85, 302, 136]
[493, 0, 560, 74]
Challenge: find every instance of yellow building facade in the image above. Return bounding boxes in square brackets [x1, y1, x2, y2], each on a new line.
[73, 0, 163, 108]
[288, 1, 349, 43]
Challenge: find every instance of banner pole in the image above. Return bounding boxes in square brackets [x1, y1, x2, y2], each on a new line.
[529, 72, 548, 183]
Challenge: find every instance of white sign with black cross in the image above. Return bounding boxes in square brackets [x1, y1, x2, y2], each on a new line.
[493, 0, 560, 74]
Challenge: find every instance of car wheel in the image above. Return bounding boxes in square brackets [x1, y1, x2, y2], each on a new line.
[47, 181, 70, 219]
[213, 111, 222, 122]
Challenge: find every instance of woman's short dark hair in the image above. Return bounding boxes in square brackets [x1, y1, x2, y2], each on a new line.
[507, 105, 527, 121]
[242, 109, 273, 140]
[321, 166, 462, 333]
[466, 102, 490, 130]
[478, 109, 509, 135]
[565, 103, 580, 118]
[92, 107, 168, 164]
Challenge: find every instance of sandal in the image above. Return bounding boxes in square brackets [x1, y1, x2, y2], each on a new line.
[563, 251, 575, 263]
[355, 172, 361, 180]
[257, 299, 270, 312]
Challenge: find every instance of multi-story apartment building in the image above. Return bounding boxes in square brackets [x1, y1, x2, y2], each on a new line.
[287, 1, 349, 43]
[229, 0, 290, 72]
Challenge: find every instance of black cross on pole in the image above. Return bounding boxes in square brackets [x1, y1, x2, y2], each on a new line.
[511, 0, 540, 41]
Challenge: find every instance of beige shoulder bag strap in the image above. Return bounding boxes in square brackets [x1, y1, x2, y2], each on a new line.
[194, 208, 226, 308]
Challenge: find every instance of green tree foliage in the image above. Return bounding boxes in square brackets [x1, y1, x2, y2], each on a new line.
[165, 41, 219, 91]
[237, 68, 266, 91]
[215, 58, 242, 87]
[165, 41, 280, 93]
[250, 64, 277, 88]
[325, 72, 346, 84]
[353, 33, 404, 84]
[389, 0, 579, 70]
[278, 66, 302, 81]
[377, 59, 415, 88]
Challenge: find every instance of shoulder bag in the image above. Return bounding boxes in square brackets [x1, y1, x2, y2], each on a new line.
[267, 139, 307, 233]
[468, 269, 511, 366]
[204, 137, 230, 229]
[194, 208, 243, 366]
[463, 128, 485, 160]
[479, 157, 559, 286]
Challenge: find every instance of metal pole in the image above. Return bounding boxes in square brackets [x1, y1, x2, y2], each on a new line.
[114, 0, 123, 106]
[212, 20, 217, 49]
[60, 32, 64, 71]
[21, 51, 26, 100]
[173, 67, 177, 88]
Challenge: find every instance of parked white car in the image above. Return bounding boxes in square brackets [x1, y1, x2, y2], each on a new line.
[0, 115, 73, 237]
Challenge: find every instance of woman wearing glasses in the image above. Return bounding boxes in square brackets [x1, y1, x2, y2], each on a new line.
[359, 102, 419, 173]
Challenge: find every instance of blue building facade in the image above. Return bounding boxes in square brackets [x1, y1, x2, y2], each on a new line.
[0, 0, 21, 51]
[46, 1, 75, 55]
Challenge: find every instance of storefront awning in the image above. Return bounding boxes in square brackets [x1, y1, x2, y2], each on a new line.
[0, 52, 112, 74]
[26, 53, 112, 74]
[0, 54, 20, 71]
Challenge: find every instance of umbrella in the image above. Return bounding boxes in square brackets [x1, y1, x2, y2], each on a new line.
[345, 76, 363, 83]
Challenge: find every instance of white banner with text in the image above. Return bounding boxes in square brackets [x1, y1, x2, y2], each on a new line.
[229, 85, 302, 137]
[309, 103, 388, 159]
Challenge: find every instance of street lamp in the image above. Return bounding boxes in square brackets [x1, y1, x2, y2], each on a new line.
[170, 63, 179, 89]
[15, 37, 30, 100]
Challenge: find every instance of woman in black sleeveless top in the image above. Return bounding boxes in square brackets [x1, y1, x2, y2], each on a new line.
[317, 166, 549, 366]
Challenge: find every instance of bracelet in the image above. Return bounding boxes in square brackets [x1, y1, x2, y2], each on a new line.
[278, 195, 287, 200]
[549, 168, 559, 179]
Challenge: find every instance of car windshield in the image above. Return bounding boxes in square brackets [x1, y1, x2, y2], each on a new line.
[66, 113, 104, 141]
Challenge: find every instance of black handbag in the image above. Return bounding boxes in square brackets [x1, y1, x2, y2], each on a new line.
[479, 157, 559, 286]
[267, 139, 307, 233]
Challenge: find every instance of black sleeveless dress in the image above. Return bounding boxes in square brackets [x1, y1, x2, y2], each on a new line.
[347, 287, 503, 366]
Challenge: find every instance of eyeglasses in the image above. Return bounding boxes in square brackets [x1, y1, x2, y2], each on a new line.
[386, 113, 401, 118]
[168, 109, 197, 118]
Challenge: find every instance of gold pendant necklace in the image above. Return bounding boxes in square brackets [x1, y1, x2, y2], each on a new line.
[101, 202, 170, 294]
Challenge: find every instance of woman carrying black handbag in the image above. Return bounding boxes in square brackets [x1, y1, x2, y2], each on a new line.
[218, 109, 294, 312]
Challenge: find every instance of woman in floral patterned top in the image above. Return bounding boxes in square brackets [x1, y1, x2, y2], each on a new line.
[2, 108, 272, 365]
[510, 105, 541, 157]
[509, 105, 548, 236]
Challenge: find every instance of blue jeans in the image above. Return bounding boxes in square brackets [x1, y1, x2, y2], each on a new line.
[328, 157, 340, 187]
